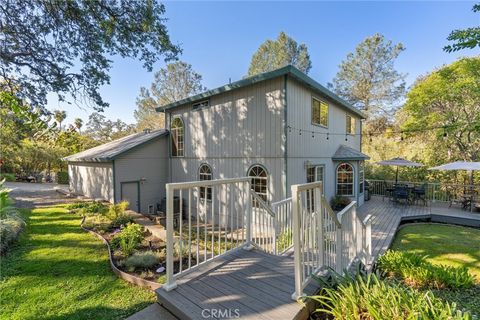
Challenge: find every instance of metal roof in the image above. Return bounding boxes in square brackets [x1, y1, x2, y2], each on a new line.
[155, 65, 366, 119]
[332, 145, 370, 161]
[63, 129, 168, 162]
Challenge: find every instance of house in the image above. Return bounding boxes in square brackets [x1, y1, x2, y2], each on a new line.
[65, 65, 369, 213]
[64, 130, 169, 213]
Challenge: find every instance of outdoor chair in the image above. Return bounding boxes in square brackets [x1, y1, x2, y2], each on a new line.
[413, 183, 427, 206]
[383, 181, 395, 202]
[394, 186, 410, 206]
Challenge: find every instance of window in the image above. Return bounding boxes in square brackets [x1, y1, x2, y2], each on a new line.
[359, 162, 365, 194]
[248, 165, 268, 202]
[306, 165, 324, 183]
[312, 97, 329, 127]
[171, 117, 184, 157]
[346, 114, 355, 135]
[193, 100, 209, 110]
[336, 163, 354, 196]
[199, 164, 212, 201]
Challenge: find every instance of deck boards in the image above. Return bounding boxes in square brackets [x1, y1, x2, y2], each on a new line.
[157, 196, 480, 320]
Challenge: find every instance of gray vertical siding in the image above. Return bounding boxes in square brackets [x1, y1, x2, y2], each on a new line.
[114, 138, 169, 214]
[68, 162, 114, 202]
[168, 77, 286, 203]
[286, 77, 363, 202]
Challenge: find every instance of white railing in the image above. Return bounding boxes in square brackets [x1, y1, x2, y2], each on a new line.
[291, 182, 372, 300]
[271, 197, 293, 254]
[164, 177, 251, 291]
[251, 192, 277, 254]
[368, 179, 479, 203]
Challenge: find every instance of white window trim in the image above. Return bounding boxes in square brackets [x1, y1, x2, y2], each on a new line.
[336, 163, 355, 197]
[311, 96, 329, 128]
[306, 165, 325, 183]
[171, 116, 185, 158]
[346, 114, 356, 136]
[199, 163, 213, 202]
[359, 162, 365, 194]
[248, 164, 269, 203]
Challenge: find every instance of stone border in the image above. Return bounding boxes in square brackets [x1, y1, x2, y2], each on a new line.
[80, 216, 162, 291]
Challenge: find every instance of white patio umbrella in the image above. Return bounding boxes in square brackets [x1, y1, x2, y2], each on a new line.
[429, 161, 480, 212]
[376, 157, 424, 183]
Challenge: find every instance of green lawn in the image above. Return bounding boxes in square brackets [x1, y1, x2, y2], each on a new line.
[390, 224, 480, 315]
[0, 206, 156, 320]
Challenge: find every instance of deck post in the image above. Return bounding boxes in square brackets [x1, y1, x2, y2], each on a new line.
[244, 181, 253, 250]
[335, 226, 343, 274]
[315, 185, 324, 267]
[291, 184, 303, 300]
[363, 215, 372, 269]
[163, 184, 177, 291]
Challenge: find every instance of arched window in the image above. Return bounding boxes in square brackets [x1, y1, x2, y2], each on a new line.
[336, 163, 354, 196]
[248, 165, 268, 202]
[171, 117, 184, 157]
[199, 164, 212, 201]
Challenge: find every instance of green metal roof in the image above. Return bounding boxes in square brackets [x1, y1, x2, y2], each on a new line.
[155, 65, 365, 119]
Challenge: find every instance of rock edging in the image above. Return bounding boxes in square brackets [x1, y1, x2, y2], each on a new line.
[80, 216, 162, 291]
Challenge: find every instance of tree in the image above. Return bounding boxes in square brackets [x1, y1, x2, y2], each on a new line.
[0, 0, 180, 113]
[400, 57, 480, 162]
[444, 3, 480, 52]
[247, 32, 312, 76]
[53, 110, 67, 131]
[134, 61, 206, 130]
[74, 118, 83, 132]
[330, 34, 406, 119]
[85, 112, 135, 142]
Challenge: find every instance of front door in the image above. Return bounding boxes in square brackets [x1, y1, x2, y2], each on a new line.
[121, 182, 139, 212]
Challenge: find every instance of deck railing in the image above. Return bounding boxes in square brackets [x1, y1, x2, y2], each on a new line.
[368, 179, 479, 203]
[251, 192, 277, 254]
[291, 182, 372, 300]
[271, 197, 293, 254]
[164, 177, 251, 291]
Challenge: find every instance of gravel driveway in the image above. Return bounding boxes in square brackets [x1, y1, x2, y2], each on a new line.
[5, 182, 76, 208]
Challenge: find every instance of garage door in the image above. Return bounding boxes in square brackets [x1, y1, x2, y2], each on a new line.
[121, 182, 139, 212]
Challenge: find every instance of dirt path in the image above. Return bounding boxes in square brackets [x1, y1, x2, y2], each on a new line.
[5, 182, 76, 208]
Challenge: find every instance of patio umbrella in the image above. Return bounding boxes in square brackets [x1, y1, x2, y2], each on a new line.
[376, 157, 424, 183]
[429, 161, 480, 212]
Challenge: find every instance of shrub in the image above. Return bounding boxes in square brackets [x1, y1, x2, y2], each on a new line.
[378, 250, 475, 289]
[330, 195, 351, 210]
[0, 173, 15, 182]
[57, 171, 69, 184]
[122, 250, 161, 271]
[68, 201, 109, 216]
[111, 223, 144, 256]
[0, 215, 25, 253]
[107, 201, 129, 220]
[110, 214, 133, 229]
[307, 273, 471, 320]
[276, 229, 292, 252]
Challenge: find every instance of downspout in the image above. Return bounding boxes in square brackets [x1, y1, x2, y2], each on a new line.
[112, 160, 116, 203]
[283, 74, 288, 198]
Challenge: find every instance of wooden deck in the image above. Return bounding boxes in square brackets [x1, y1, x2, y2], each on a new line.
[358, 196, 480, 260]
[156, 197, 480, 320]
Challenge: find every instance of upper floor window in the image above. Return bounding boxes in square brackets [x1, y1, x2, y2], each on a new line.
[193, 100, 209, 110]
[312, 97, 329, 127]
[336, 163, 354, 196]
[248, 165, 268, 203]
[359, 162, 365, 194]
[346, 114, 355, 135]
[199, 164, 212, 201]
[171, 117, 184, 157]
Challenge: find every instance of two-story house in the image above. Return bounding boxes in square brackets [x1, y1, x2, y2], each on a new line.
[65, 65, 369, 213]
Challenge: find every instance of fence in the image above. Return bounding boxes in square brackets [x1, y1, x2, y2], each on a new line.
[368, 179, 479, 203]
[271, 197, 293, 254]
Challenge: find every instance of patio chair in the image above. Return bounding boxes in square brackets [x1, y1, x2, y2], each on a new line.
[413, 183, 427, 206]
[383, 181, 395, 202]
[394, 186, 410, 206]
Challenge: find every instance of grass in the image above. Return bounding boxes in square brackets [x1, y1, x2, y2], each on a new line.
[0, 206, 156, 320]
[390, 223, 480, 316]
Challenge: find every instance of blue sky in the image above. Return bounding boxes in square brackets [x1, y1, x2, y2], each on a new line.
[51, 1, 479, 125]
